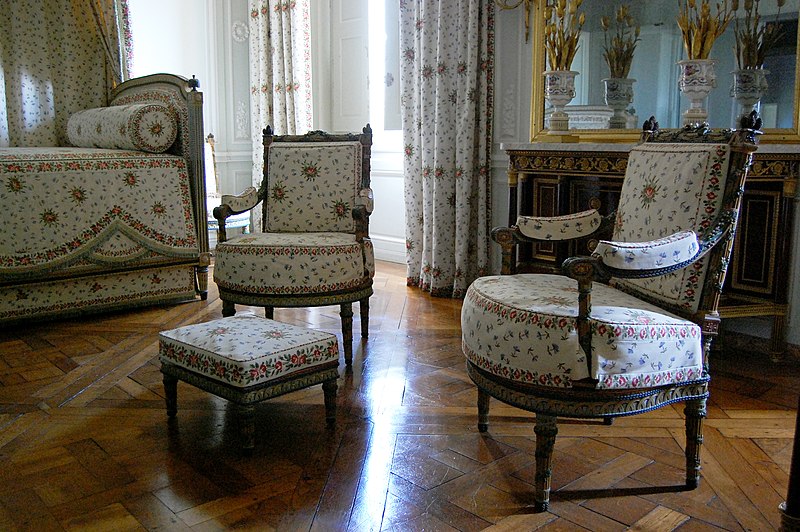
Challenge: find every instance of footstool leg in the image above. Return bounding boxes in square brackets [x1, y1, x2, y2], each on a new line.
[359, 297, 369, 339]
[162, 372, 178, 418]
[265, 306, 274, 320]
[322, 379, 337, 427]
[237, 403, 256, 454]
[222, 300, 236, 317]
[340, 302, 354, 365]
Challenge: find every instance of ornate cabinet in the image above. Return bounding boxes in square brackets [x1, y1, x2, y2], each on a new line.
[502, 142, 798, 359]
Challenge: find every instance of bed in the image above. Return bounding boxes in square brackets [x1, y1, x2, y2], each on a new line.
[0, 73, 210, 324]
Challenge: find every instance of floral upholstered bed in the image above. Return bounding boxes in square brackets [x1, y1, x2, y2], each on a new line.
[0, 74, 210, 324]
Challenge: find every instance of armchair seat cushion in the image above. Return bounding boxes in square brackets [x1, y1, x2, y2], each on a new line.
[214, 232, 375, 296]
[461, 274, 703, 390]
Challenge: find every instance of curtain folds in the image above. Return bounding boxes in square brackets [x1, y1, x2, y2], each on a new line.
[0, 0, 132, 148]
[248, 0, 313, 224]
[400, 0, 495, 298]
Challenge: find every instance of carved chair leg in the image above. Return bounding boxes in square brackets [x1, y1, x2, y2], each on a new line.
[477, 388, 490, 433]
[196, 265, 209, 300]
[322, 379, 338, 427]
[265, 306, 274, 320]
[340, 302, 354, 365]
[237, 403, 256, 455]
[162, 372, 178, 418]
[534, 414, 559, 513]
[684, 397, 707, 489]
[359, 297, 370, 339]
[222, 300, 236, 317]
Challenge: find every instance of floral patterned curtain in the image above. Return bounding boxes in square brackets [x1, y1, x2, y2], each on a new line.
[400, 0, 495, 298]
[0, 0, 132, 147]
[248, 0, 313, 223]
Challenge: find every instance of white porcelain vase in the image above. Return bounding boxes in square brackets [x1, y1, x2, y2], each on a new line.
[678, 59, 717, 126]
[544, 70, 578, 134]
[731, 68, 769, 118]
[602, 77, 636, 129]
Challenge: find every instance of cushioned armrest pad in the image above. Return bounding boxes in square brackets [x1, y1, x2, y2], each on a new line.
[593, 230, 699, 270]
[221, 186, 259, 214]
[517, 209, 601, 241]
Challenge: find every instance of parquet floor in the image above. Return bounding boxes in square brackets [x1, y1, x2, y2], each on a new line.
[1, 261, 799, 531]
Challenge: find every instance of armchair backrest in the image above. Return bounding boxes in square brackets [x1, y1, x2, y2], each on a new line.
[609, 128, 756, 316]
[262, 126, 372, 234]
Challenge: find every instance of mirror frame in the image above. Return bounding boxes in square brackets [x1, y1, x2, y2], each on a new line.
[529, 0, 800, 143]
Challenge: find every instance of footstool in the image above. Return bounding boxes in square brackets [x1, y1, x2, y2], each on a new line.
[158, 314, 340, 452]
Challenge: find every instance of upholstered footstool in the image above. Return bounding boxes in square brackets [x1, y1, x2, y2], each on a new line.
[158, 314, 340, 452]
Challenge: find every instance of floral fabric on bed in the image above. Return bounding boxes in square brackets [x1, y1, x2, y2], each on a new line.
[66, 103, 178, 153]
[0, 147, 198, 277]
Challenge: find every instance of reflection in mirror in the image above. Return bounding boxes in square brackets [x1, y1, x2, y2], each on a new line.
[536, 0, 799, 138]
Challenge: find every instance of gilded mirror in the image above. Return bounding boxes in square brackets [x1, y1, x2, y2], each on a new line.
[530, 0, 800, 143]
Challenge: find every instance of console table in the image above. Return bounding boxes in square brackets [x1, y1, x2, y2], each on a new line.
[501, 142, 799, 360]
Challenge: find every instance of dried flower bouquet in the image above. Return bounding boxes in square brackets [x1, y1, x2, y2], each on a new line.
[677, 0, 737, 59]
[601, 4, 641, 78]
[544, 0, 586, 70]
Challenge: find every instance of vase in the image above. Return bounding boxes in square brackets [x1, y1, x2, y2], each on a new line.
[677, 59, 717, 126]
[731, 68, 769, 119]
[544, 70, 578, 134]
[602, 77, 636, 129]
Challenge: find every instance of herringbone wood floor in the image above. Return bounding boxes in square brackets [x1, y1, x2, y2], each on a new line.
[1, 261, 798, 531]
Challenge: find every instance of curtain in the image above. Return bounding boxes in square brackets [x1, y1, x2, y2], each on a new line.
[0, 0, 131, 147]
[248, 0, 313, 227]
[400, 0, 495, 298]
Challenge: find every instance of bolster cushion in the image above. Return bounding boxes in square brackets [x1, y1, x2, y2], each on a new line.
[67, 103, 178, 153]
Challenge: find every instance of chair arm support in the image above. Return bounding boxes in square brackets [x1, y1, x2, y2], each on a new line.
[352, 205, 370, 242]
[356, 187, 374, 214]
[213, 186, 260, 243]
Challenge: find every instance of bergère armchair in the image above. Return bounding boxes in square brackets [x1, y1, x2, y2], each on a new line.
[213, 125, 374, 365]
[461, 115, 761, 511]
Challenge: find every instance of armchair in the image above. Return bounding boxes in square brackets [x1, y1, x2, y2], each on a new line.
[461, 115, 761, 511]
[213, 125, 374, 365]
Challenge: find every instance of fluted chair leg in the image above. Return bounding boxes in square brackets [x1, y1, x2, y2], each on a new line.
[685, 397, 707, 489]
[222, 300, 236, 317]
[534, 414, 558, 512]
[477, 388, 490, 433]
[340, 302, 354, 365]
[360, 297, 370, 338]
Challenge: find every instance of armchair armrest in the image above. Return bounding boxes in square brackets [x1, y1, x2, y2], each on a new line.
[213, 186, 260, 243]
[593, 230, 699, 271]
[517, 209, 603, 241]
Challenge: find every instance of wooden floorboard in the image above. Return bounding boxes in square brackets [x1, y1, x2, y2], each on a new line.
[0, 260, 798, 531]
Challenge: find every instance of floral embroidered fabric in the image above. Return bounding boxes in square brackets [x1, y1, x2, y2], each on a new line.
[517, 209, 602, 241]
[594, 230, 699, 270]
[214, 233, 375, 295]
[0, 148, 197, 275]
[66, 103, 178, 153]
[610, 143, 731, 313]
[265, 142, 363, 233]
[159, 315, 339, 388]
[461, 274, 703, 390]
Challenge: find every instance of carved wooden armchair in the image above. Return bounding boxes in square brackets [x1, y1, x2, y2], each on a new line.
[213, 125, 374, 365]
[461, 116, 761, 511]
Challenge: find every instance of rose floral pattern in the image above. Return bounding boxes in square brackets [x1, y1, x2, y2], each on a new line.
[400, 0, 494, 298]
[0, 148, 197, 276]
[159, 315, 339, 388]
[461, 274, 703, 390]
[66, 103, 178, 153]
[594, 230, 699, 270]
[214, 233, 374, 295]
[517, 209, 602, 241]
[1, 264, 194, 321]
[610, 143, 730, 313]
[265, 142, 362, 233]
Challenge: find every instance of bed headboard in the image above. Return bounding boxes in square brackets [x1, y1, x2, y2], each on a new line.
[111, 74, 209, 257]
